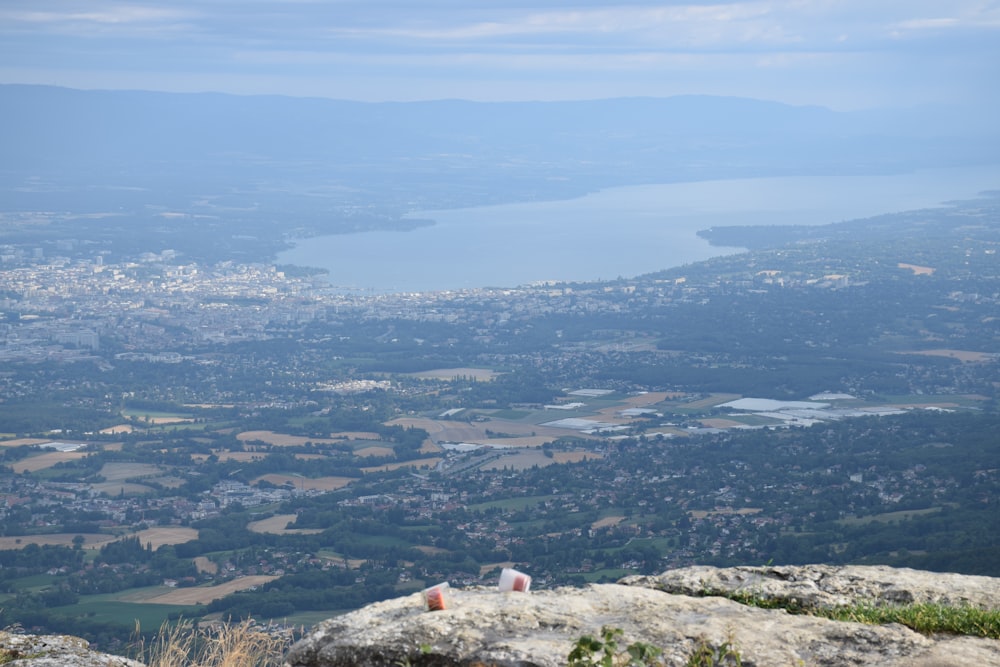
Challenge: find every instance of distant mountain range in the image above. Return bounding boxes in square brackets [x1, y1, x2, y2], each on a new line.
[1, 84, 998, 262]
[2, 84, 996, 188]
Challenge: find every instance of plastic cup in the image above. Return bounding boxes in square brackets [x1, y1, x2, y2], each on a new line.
[498, 567, 531, 592]
[423, 582, 450, 611]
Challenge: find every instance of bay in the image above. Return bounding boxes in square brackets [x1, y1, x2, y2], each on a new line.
[277, 166, 1000, 294]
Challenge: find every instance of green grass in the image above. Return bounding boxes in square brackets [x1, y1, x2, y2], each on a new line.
[579, 568, 636, 583]
[53, 600, 199, 628]
[8, 573, 60, 591]
[837, 507, 942, 527]
[487, 409, 531, 420]
[706, 588, 1000, 640]
[719, 414, 785, 427]
[350, 534, 412, 548]
[871, 393, 985, 407]
[814, 602, 1000, 639]
[121, 410, 195, 420]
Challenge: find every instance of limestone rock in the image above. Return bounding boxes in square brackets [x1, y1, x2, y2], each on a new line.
[282, 566, 1000, 667]
[0, 632, 145, 666]
[620, 564, 1000, 610]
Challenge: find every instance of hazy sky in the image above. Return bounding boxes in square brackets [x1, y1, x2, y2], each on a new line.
[2, 1, 998, 109]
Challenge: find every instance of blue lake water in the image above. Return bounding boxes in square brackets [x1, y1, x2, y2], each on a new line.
[277, 167, 1000, 293]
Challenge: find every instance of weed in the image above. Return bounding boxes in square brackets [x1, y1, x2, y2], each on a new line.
[684, 638, 742, 667]
[567, 626, 664, 667]
[133, 619, 288, 667]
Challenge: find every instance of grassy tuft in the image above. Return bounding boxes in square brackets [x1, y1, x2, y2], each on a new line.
[135, 619, 288, 667]
[699, 586, 1000, 640]
[813, 602, 1000, 639]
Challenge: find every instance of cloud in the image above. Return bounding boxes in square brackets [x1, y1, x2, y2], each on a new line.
[0, 0, 997, 107]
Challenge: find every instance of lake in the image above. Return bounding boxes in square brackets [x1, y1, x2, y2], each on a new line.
[277, 166, 1000, 293]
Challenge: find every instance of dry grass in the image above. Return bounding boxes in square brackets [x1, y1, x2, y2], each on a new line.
[0, 527, 196, 552]
[419, 439, 442, 454]
[11, 451, 88, 473]
[250, 474, 355, 491]
[361, 458, 442, 473]
[0, 438, 51, 447]
[591, 516, 625, 529]
[247, 514, 324, 536]
[101, 424, 135, 434]
[898, 262, 935, 275]
[134, 526, 199, 549]
[901, 349, 995, 363]
[0, 533, 117, 551]
[194, 556, 218, 575]
[135, 576, 279, 605]
[137, 619, 288, 667]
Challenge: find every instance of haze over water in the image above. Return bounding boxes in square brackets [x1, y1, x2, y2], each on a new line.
[279, 167, 1000, 294]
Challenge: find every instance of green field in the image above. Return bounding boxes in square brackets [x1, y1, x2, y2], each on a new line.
[580, 568, 636, 583]
[55, 599, 199, 629]
[837, 507, 943, 526]
[486, 409, 531, 420]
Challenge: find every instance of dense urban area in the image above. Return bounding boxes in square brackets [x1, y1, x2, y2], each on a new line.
[0, 192, 997, 652]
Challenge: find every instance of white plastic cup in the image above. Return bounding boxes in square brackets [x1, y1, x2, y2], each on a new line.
[423, 582, 450, 611]
[498, 567, 531, 592]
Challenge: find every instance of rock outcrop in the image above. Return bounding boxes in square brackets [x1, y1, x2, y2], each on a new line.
[0, 632, 145, 666]
[620, 563, 1000, 610]
[283, 565, 1000, 667]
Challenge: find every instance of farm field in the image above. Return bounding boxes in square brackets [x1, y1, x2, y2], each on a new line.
[11, 451, 89, 473]
[0, 533, 117, 551]
[0, 438, 53, 447]
[248, 514, 324, 535]
[361, 458, 442, 473]
[0, 526, 198, 552]
[353, 445, 395, 457]
[387, 416, 586, 448]
[237, 431, 377, 446]
[553, 451, 603, 464]
[115, 576, 279, 605]
[837, 507, 943, 526]
[250, 474, 356, 491]
[60, 599, 198, 630]
[133, 526, 199, 549]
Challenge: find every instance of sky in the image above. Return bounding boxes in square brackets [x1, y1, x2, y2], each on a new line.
[1, 1, 999, 110]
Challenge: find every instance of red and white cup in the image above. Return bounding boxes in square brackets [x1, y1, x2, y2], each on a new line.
[498, 567, 531, 592]
[423, 582, 450, 611]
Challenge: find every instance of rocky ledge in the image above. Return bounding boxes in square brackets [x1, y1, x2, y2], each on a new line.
[0, 632, 144, 667]
[283, 565, 1000, 667]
